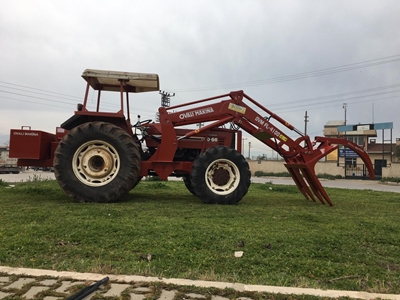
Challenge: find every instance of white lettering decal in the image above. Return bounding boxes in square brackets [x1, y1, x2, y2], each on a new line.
[12, 131, 38, 136]
[24, 132, 39, 136]
[255, 116, 265, 126]
[179, 107, 214, 119]
[194, 107, 214, 116]
[179, 112, 194, 119]
[253, 118, 288, 143]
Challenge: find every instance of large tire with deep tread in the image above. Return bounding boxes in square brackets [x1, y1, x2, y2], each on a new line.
[190, 146, 251, 204]
[131, 176, 143, 189]
[183, 175, 196, 196]
[53, 122, 141, 203]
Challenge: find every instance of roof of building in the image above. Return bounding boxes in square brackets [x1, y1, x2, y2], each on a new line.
[324, 120, 345, 126]
[367, 143, 396, 153]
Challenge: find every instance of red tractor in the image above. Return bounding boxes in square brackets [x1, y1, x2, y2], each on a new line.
[9, 69, 374, 205]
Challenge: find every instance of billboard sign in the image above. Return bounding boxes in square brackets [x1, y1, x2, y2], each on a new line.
[337, 122, 393, 132]
[339, 149, 358, 157]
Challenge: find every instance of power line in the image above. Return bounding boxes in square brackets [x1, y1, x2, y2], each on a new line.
[0, 90, 77, 107]
[0, 80, 82, 100]
[1, 54, 399, 123]
[276, 95, 399, 114]
[267, 83, 400, 109]
[0, 81, 157, 112]
[0, 96, 73, 110]
[242, 83, 400, 121]
[1, 82, 397, 117]
[0, 88, 157, 114]
[273, 89, 400, 112]
[0, 84, 82, 102]
[171, 54, 400, 92]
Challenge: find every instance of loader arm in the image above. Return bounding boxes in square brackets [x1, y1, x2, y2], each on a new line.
[160, 90, 374, 206]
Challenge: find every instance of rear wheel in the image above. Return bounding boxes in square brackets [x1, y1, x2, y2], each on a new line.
[191, 146, 251, 204]
[54, 122, 141, 202]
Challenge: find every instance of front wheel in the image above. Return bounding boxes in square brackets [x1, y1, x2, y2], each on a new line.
[190, 146, 251, 204]
[183, 175, 196, 196]
[53, 122, 141, 203]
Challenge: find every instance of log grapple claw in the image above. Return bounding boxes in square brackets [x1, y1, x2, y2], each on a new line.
[284, 136, 374, 206]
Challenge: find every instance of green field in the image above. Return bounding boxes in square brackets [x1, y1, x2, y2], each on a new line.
[0, 178, 399, 295]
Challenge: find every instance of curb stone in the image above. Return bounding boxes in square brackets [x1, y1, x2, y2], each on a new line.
[1, 266, 400, 300]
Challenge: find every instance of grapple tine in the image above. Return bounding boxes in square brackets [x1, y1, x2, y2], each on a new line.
[300, 169, 333, 206]
[286, 165, 317, 203]
[285, 164, 334, 206]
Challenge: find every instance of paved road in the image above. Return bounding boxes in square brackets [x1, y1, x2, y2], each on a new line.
[1, 170, 399, 194]
[251, 176, 400, 193]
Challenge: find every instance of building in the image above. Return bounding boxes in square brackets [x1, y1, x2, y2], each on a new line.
[323, 120, 398, 178]
[249, 122, 399, 179]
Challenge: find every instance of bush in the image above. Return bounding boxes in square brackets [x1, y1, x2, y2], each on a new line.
[254, 171, 342, 180]
[317, 173, 343, 180]
[381, 177, 400, 183]
[254, 171, 291, 177]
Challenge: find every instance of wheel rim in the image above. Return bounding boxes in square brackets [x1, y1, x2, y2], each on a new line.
[72, 140, 120, 187]
[205, 158, 240, 195]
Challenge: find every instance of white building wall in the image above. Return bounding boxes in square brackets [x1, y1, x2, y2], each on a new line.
[382, 162, 400, 178]
[247, 160, 344, 176]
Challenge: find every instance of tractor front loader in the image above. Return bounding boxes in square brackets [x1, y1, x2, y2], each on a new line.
[9, 69, 374, 205]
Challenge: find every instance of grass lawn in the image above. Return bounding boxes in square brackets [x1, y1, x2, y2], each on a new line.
[0, 178, 399, 295]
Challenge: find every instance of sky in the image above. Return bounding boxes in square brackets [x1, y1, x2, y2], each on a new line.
[1, 0, 399, 158]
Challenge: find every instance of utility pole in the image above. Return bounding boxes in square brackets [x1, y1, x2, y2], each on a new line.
[157, 90, 175, 121]
[159, 90, 175, 107]
[242, 137, 247, 155]
[304, 111, 309, 135]
[342, 103, 348, 171]
[248, 141, 251, 159]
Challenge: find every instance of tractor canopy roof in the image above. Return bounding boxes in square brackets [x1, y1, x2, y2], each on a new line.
[82, 69, 159, 93]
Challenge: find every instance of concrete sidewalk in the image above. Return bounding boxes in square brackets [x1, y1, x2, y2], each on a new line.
[1, 267, 399, 300]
